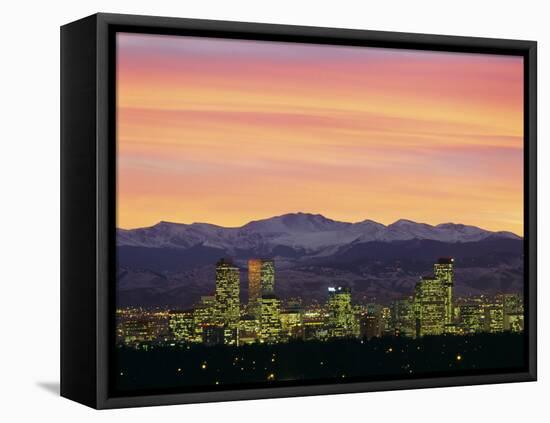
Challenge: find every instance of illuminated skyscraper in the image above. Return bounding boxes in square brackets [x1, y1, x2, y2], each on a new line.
[248, 259, 275, 297]
[414, 276, 446, 337]
[169, 310, 195, 342]
[192, 296, 217, 342]
[459, 304, 483, 334]
[215, 258, 240, 345]
[248, 258, 275, 312]
[248, 259, 262, 306]
[434, 258, 454, 325]
[258, 295, 282, 343]
[326, 286, 359, 338]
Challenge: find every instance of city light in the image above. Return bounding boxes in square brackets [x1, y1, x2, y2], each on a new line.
[116, 257, 524, 349]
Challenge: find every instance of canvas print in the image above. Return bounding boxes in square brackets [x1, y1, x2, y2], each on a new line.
[114, 32, 525, 394]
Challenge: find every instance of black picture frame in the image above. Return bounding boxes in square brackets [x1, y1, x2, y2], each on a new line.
[60, 12, 537, 409]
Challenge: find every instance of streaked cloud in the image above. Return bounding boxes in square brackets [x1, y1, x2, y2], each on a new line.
[117, 33, 524, 235]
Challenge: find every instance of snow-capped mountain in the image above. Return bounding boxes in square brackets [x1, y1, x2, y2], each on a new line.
[117, 212, 520, 253]
[116, 213, 523, 308]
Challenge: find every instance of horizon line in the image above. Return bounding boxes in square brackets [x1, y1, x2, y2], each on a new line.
[116, 211, 522, 237]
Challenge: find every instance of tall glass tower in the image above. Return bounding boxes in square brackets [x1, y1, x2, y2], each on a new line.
[248, 258, 275, 315]
[215, 258, 240, 344]
[434, 257, 454, 325]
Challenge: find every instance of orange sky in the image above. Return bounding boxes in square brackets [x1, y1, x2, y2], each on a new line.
[116, 33, 524, 235]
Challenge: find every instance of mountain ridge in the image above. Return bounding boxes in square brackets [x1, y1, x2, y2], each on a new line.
[117, 212, 521, 252]
[116, 213, 523, 307]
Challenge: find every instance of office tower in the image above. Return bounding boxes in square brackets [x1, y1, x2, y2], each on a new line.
[459, 303, 483, 334]
[192, 296, 217, 342]
[258, 295, 282, 343]
[390, 297, 416, 338]
[499, 293, 524, 332]
[483, 301, 504, 333]
[434, 258, 454, 325]
[326, 286, 359, 338]
[168, 310, 195, 342]
[248, 259, 262, 306]
[381, 306, 393, 336]
[248, 258, 275, 298]
[280, 310, 303, 340]
[414, 276, 447, 337]
[248, 258, 275, 313]
[215, 258, 240, 345]
[260, 259, 275, 295]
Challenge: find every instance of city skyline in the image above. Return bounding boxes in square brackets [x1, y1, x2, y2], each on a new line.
[117, 255, 524, 348]
[117, 33, 524, 235]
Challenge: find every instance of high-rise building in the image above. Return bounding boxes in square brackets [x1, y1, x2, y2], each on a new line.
[326, 286, 359, 338]
[260, 260, 275, 295]
[434, 258, 454, 325]
[414, 276, 447, 337]
[192, 296, 217, 342]
[258, 295, 282, 343]
[459, 303, 483, 334]
[248, 259, 263, 306]
[248, 259, 275, 319]
[215, 258, 240, 345]
[483, 302, 504, 333]
[168, 310, 195, 342]
[248, 258, 275, 299]
[280, 310, 303, 340]
[390, 297, 415, 338]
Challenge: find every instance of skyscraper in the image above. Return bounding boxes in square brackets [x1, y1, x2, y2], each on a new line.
[459, 303, 483, 334]
[248, 258, 275, 299]
[326, 286, 359, 338]
[414, 276, 446, 337]
[258, 295, 282, 343]
[168, 310, 195, 342]
[260, 259, 275, 295]
[390, 297, 415, 338]
[434, 258, 454, 325]
[193, 295, 217, 342]
[215, 258, 240, 344]
[248, 259, 263, 306]
[248, 259, 275, 317]
[483, 302, 504, 333]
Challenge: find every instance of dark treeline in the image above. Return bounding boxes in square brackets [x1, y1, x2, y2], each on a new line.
[115, 333, 525, 394]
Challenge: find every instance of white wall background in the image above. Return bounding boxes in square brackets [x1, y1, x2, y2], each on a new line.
[1, 0, 547, 420]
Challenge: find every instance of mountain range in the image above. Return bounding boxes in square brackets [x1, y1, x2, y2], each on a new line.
[116, 213, 523, 308]
[118, 212, 519, 252]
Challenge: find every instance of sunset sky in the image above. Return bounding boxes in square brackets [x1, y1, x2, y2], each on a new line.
[116, 33, 524, 235]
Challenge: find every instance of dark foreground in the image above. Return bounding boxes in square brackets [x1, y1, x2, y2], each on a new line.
[114, 333, 525, 395]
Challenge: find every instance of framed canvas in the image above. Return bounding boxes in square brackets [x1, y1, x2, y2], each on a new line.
[60, 13, 537, 409]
